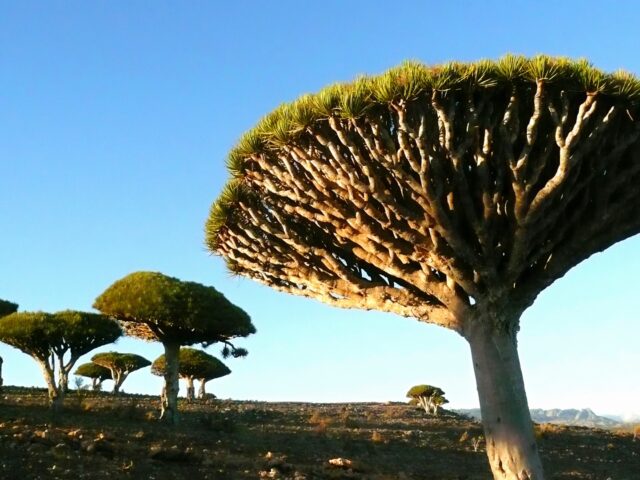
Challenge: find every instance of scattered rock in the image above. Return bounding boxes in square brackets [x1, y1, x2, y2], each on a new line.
[328, 458, 353, 469]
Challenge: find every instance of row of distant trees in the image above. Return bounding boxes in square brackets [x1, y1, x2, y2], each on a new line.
[0, 271, 255, 423]
[75, 347, 231, 400]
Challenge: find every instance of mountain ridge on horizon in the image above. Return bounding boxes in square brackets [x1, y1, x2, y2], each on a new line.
[455, 407, 634, 428]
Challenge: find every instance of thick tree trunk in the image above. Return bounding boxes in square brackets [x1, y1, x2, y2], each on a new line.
[58, 369, 69, 394]
[110, 369, 121, 393]
[185, 377, 195, 401]
[0, 356, 3, 392]
[38, 360, 64, 412]
[92, 378, 101, 391]
[467, 323, 544, 480]
[113, 372, 127, 394]
[198, 379, 207, 399]
[159, 342, 180, 424]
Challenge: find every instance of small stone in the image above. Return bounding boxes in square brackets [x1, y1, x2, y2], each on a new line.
[328, 457, 353, 469]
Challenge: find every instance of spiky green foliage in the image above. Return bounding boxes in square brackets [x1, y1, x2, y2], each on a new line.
[0, 299, 18, 318]
[53, 311, 124, 359]
[206, 55, 640, 248]
[207, 55, 640, 229]
[0, 311, 57, 360]
[93, 271, 255, 345]
[0, 311, 121, 363]
[151, 347, 231, 381]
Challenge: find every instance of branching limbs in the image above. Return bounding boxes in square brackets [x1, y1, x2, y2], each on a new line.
[213, 79, 640, 334]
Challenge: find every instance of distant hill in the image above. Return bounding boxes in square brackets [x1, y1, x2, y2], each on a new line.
[456, 408, 621, 428]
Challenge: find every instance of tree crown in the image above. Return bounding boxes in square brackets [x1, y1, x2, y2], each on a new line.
[94, 271, 256, 345]
[151, 347, 231, 381]
[406, 384, 446, 399]
[91, 351, 150, 373]
[209, 56, 640, 207]
[0, 310, 121, 360]
[205, 56, 640, 335]
[74, 362, 112, 381]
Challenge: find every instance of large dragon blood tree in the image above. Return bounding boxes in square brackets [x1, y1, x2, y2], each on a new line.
[205, 56, 640, 479]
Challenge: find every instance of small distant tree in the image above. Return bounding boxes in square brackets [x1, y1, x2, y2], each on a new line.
[74, 362, 112, 391]
[91, 352, 150, 393]
[0, 310, 121, 410]
[0, 299, 18, 391]
[407, 385, 449, 416]
[94, 271, 255, 423]
[151, 347, 231, 400]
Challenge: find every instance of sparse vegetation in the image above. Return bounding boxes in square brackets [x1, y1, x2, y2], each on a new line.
[1, 387, 639, 480]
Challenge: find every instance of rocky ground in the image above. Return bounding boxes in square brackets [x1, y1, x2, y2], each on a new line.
[0, 387, 638, 479]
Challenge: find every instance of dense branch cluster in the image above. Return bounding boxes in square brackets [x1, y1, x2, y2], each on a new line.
[207, 57, 640, 334]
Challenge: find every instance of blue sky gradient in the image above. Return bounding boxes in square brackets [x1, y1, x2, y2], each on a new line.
[1, 1, 639, 418]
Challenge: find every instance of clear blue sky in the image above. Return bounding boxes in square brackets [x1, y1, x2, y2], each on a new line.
[1, 1, 639, 419]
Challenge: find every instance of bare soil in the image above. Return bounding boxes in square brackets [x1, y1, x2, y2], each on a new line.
[0, 387, 638, 479]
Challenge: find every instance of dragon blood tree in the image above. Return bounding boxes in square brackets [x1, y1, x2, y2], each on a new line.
[91, 352, 150, 394]
[75, 362, 112, 391]
[406, 384, 448, 416]
[151, 347, 231, 400]
[205, 56, 640, 479]
[0, 310, 121, 410]
[94, 271, 255, 423]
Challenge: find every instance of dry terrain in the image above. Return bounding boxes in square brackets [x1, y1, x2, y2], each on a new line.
[0, 387, 638, 479]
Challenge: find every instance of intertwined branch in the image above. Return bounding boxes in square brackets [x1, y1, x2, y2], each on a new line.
[207, 56, 640, 334]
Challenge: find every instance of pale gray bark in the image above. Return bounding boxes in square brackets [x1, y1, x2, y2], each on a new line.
[185, 377, 195, 401]
[159, 342, 180, 423]
[112, 371, 128, 394]
[198, 379, 207, 398]
[466, 321, 543, 480]
[37, 359, 64, 412]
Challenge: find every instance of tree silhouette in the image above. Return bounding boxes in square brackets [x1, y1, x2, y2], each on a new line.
[206, 56, 640, 479]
